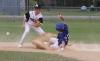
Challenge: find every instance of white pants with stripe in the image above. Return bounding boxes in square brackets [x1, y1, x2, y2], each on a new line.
[49, 37, 59, 49]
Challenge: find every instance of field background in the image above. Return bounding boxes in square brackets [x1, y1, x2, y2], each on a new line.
[0, 9, 100, 61]
[42, 9, 100, 16]
[0, 0, 100, 60]
[0, 51, 81, 61]
[0, 16, 100, 43]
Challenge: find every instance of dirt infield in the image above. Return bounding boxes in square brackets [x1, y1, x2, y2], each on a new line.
[0, 42, 100, 61]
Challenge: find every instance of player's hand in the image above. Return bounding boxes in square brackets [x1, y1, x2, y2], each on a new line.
[58, 13, 64, 21]
[33, 20, 41, 27]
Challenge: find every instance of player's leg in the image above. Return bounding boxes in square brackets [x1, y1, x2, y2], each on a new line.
[59, 41, 66, 51]
[18, 22, 30, 47]
[32, 32, 56, 50]
[32, 39, 50, 50]
[49, 37, 59, 49]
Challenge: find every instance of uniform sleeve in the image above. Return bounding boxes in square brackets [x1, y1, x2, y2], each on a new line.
[25, 11, 30, 22]
[29, 11, 34, 21]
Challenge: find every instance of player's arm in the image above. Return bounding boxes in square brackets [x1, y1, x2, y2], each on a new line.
[22, 11, 30, 27]
[58, 13, 64, 21]
[22, 11, 30, 25]
[33, 18, 43, 27]
[38, 18, 43, 23]
[25, 11, 30, 22]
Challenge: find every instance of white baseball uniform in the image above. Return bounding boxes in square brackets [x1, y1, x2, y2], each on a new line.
[49, 37, 59, 49]
[19, 11, 45, 46]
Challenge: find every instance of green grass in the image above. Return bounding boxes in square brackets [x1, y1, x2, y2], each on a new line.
[0, 51, 80, 61]
[68, 20, 100, 43]
[0, 17, 100, 43]
[0, 18, 39, 42]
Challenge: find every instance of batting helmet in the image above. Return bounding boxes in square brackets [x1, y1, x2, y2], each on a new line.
[56, 23, 65, 31]
[34, 4, 41, 9]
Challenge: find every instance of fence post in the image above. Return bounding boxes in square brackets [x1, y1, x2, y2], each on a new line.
[25, 0, 29, 11]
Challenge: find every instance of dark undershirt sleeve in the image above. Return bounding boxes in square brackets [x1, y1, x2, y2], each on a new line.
[38, 18, 43, 23]
[25, 11, 30, 22]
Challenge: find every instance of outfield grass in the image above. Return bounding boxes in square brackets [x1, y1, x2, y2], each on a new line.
[0, 17, 100, 43]
[68, 20, 100, 43]
[0, 51, 80, 61]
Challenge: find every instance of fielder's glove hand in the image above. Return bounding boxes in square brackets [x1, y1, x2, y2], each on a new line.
[58, 13, 64, 21]
[33, 20, 41, 27]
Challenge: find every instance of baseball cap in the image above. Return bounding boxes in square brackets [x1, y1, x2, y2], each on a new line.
[34, 4, 41, 9]
[56, 23, 65, 31]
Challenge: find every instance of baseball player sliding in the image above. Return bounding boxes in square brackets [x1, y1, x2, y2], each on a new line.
[32, 14, 69, 51]
[49, 14, 69, 51]
[50, 22, 69, 51]
[18, 4, 45, 47]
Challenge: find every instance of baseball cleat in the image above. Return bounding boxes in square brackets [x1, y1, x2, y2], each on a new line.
[18, 44, 23, 48]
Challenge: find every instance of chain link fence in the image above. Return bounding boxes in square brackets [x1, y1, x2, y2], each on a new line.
[0, 0, 100, 16]
[0, 0, 25, 15]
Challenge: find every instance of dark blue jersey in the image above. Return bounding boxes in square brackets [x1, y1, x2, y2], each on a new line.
[57, 24, 69, 46]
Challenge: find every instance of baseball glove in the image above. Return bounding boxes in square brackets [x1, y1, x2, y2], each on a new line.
[33, 20, 41, 27]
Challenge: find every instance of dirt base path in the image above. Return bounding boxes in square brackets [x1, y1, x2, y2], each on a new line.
[0, 42, 100, 61]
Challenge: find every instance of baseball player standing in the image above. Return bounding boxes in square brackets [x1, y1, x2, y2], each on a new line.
[18, 4, 45, 47]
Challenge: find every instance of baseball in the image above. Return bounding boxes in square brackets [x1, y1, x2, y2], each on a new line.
[6, 32, 10, 35]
